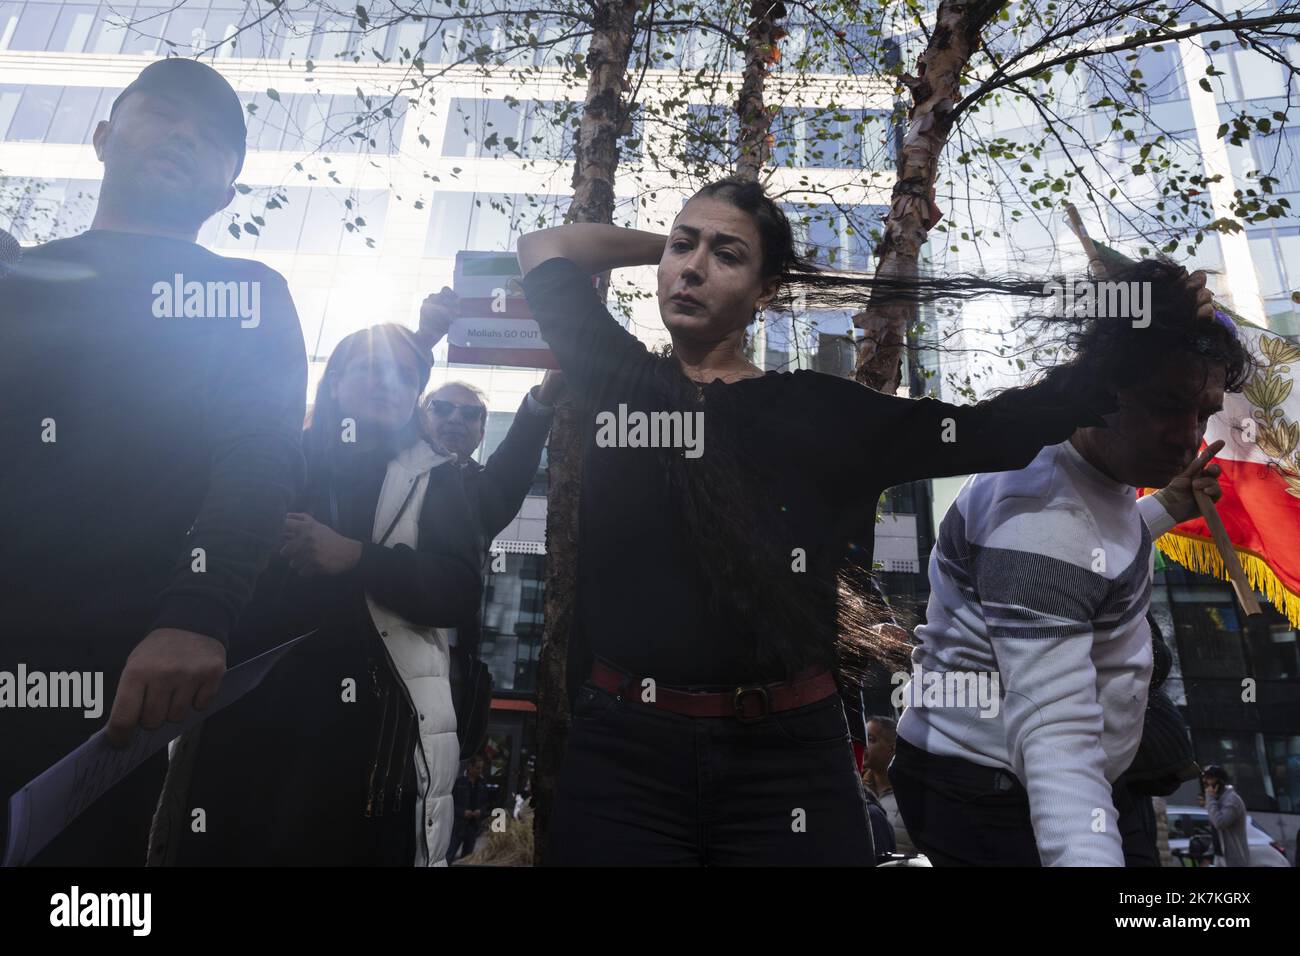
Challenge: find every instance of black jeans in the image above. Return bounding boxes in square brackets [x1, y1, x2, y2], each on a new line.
[546, 681, 875, 866]
[890, 736, 1041, 866]
[891, 735, 1160, 867]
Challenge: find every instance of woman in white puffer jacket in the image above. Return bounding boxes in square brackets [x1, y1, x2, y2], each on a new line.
[151, 325, 482, 866]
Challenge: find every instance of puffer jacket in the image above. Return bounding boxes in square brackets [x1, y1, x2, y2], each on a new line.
[368, 439, 467, 866]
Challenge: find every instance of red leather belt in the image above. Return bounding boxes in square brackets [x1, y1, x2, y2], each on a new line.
[590, 660, 838, 722]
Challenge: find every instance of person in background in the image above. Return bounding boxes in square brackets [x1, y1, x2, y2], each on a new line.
[864, 716, 915, 856]
[414, 289, 562, 764]
[0, 58, 306, 865]
[1201, 765, 1250, 867]
[448, 754, 494, 862]
[153, 325, 482, 866]
[416, 288, 563, 581]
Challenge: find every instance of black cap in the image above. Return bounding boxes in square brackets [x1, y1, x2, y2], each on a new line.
[110, 58, 247, 178]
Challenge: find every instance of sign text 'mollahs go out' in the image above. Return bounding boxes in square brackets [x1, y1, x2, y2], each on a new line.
[448, 251, 559, 370]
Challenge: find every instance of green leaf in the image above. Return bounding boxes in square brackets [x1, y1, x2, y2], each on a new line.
[1199, 78, 1212, 93]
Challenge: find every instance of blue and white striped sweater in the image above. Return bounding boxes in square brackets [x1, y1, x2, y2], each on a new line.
[897, 440, 1176, 866]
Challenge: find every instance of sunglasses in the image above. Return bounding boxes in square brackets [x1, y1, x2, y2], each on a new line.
[427, 399, 486, 424]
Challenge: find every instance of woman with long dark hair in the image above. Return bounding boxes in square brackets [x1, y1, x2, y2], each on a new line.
[151, 324, 483, 866]
[516, 177, 1118, 866]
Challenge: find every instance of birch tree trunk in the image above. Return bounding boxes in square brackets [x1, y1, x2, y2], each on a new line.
[854, 0, 1007, 394]
[735, 1, 785, 181]
[533, 0, 640, 866]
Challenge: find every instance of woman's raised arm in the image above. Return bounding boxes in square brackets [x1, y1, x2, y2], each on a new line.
[517, 223, 665, 276]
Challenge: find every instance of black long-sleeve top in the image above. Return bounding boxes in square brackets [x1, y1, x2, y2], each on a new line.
[521, 256, 1111, 686]
[0, 230, 306, 663]
[452, 390, 553, 657]
[466, 389, 554, 543]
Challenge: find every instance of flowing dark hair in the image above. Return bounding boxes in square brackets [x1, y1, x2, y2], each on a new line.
[302, 324, 434, 477]
[1038, 257, 1254, 394]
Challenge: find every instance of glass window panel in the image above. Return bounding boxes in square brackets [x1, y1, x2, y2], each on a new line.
[162, 8, 209, 55]
[355, 95, 406, 154]
[389, 20, 424, 59]
[327, 93, 369, 153]
[1249, 235, 1283, 295]
[467, 193, 512, 251]
[1277, 233, 1300, 290]
[313, 17, 350, 62]
[10, 2, 58, 50]
[0, 84, 22, 137]
[1136, 43, 1184, 103]
[0, 3, 21, 50]
[46, 86, 101, 144]
[249, 188, 308, 250]
[290, 92, 332, 151]
[338, 189, 388, 254]
[483, 98, 524, 156]
[424, 190, 473, 257]
[297, 188, 347, 254]
[1234, 48, 1287, 100]
[49, 4, 96, 52]
[442, 97, 485, 158]
[88, 6, 129, 54]
[124, 0, 171, 57]
[211, 188, 258, 250]
[7, 85, 60, 141]
[280, 17, 315, 60]
[203, 6, 243, 58]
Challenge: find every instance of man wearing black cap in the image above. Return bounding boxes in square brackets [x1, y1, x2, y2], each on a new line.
[0, 58, 306, 865]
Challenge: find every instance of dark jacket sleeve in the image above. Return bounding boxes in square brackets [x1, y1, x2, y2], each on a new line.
[474, 389, 553, 541]
[357, 461, 484, 628]
[150, 266, 307, 646]
[520, 257, 658, 409]
[827, 367, 1115, 490]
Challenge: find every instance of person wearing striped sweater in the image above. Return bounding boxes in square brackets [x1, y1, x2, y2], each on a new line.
[892, 262, 1253, 866]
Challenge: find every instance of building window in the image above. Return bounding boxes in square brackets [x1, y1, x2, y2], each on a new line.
[423, 191, 571, 258]
[1264, 733, 1300, 813]
[480, 553, 545, 694]
[0, 176, 100, 243]
[441, 97, 580, 161]
[203, 186, 390, 254]
[1246, 225, 1300, 299]
[781, 202, 885, 271]
[240, 90, 407, 154]
[770, 108, 887, 169]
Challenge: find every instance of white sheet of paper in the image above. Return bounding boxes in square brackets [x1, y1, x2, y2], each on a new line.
[3, 630, 314, 867]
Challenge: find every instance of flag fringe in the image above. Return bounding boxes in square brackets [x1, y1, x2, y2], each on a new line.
[1155, 532, 1300, 630]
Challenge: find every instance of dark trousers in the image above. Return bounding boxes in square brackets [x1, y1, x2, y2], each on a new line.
[545, 681, 875, 866]
[891, 735, 1160, 867]
[446, 820, 481, 862]
[890, 735, 1041, 866]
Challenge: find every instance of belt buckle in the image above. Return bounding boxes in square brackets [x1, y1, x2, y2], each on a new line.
[733, 684, 770, 722]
